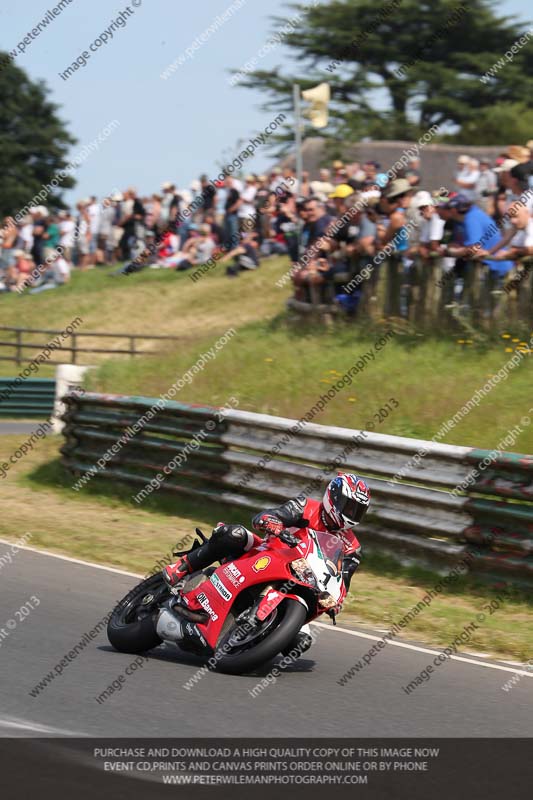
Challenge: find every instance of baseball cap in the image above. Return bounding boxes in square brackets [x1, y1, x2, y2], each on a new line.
[329, 184, 355, 199]
[457, 155, 469, 164]
[448, 193, 472, 209]
[384, 178, 411, 199]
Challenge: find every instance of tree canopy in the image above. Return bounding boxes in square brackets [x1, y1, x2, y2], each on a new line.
[234, 0, 533, 146]
[0, 55, 76, 218]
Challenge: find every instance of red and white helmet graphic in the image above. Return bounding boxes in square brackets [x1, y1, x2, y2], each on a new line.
[322, 474, 371, 530]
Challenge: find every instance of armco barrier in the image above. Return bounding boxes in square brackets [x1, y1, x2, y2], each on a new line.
[60, 392, 533, 586]
[0, 378, 56, 417]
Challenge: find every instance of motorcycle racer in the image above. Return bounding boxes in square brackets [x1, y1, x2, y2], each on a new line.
[162, 474, 371, 656]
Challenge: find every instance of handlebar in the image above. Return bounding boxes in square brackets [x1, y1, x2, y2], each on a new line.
[278, 529, 300, 548]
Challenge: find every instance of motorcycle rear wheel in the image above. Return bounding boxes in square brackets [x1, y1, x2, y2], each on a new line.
[107, 573, 166, 654]
[214, 598, 307, 675]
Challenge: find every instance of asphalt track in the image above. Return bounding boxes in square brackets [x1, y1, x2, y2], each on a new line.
[0, 422, 43, 435]
[1, 541, 532, 738]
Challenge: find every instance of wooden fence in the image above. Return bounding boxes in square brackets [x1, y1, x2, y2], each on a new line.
[288, 256, 533, 335]
[0, 327, 181, 366]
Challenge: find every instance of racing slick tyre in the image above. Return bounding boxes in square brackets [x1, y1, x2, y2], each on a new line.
[107, 573, 165, 654]
[214, 597, 307, 675]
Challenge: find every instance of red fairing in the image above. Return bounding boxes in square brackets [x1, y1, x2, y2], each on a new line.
[182, 545, 297, 649]
[301, 498, 361, 555]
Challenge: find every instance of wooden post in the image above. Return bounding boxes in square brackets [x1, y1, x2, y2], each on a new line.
[71, 334, 77, 364]
[130, 336, 136, 358]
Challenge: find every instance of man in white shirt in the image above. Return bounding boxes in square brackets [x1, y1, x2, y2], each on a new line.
[87, 197, 101, 264]
[19, 216, 34, 254]
[238, 175, 258, 229]
[412, 191, 445, 255]
[59, 211, 75, 262]
[455, 156, 480, 202]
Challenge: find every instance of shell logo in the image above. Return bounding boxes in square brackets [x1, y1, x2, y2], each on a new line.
[252, 556, 271, 572]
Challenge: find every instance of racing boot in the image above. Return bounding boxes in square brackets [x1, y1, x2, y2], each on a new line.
[162, 554, 193, 588]
[281, 624, 313, 658]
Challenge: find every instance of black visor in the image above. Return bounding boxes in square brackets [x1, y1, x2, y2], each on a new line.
[338, 496, 368, 524]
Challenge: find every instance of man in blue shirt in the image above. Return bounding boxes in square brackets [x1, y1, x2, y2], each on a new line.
[448, 194, 513, 276]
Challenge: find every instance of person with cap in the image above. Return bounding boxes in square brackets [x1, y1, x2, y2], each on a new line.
[412, 191, 445, 258]
[446, 193, 514, 282]
[380, 178, 414, 316]
[381, 178, 413, 253]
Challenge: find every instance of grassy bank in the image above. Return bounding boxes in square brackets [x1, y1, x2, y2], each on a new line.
[1, 257, 531, 449]
[1, 433, 531, 663]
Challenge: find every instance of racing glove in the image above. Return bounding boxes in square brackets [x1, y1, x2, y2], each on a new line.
[253, 514, 284, 536]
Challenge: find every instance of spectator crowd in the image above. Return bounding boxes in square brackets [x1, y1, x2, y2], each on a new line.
[285, 143, 533, 315]
[2, 142, 533, 317]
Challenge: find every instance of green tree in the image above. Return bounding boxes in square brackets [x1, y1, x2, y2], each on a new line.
[452, 102, 533, 145]
[234, 0, 533, 145]
[0, 55, 76, 218]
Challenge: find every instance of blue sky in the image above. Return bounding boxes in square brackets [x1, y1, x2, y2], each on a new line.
[1, 0, 531, 205]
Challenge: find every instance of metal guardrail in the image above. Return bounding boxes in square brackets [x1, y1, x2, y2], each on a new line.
[0, 327, 181, 366]
[0, 378, 56, 417]
[60, 392, 533, 586]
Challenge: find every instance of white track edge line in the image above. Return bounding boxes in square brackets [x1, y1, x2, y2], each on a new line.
[2, 538, 531, 678]
[312, 621, 533, 678]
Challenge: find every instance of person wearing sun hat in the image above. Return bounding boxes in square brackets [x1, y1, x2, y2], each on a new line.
[412, 191, 445, 257]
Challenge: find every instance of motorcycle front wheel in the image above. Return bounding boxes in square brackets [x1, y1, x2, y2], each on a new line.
[214, 597, 307, 675]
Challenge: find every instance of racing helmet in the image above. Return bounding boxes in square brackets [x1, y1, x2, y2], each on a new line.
[322, 474, 371, 529]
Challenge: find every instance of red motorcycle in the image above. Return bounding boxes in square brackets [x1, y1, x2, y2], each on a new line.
[107, 525, 347, 674]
